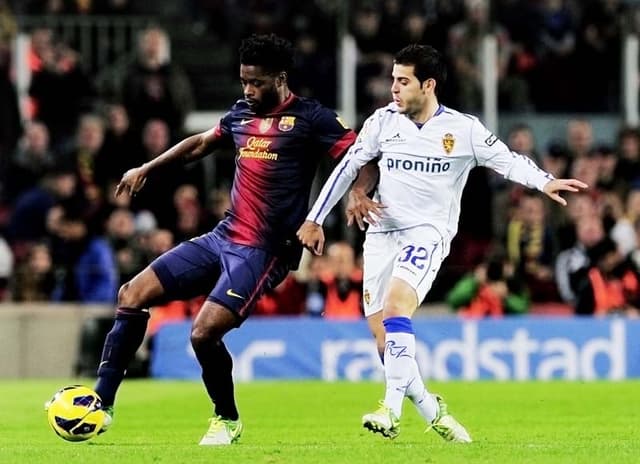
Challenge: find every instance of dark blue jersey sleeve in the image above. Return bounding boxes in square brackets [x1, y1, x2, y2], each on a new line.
[310, 105, 357, 159]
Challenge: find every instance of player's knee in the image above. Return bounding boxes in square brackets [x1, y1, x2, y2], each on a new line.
[190, 323, 218, 349]
[383, 284, 417, 318]
[383, 293, 416, 319]
[117, 281, 145, 308]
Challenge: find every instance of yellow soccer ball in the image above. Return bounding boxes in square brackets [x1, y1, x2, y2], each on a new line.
[45, 385, 105, 442]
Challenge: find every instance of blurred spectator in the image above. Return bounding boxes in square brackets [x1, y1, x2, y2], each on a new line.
[507, 193, 558, 301]
[142, 228, 173, 264]
[447, 256, 528, 318]
[565, 119, 594, 161]
[59, 113, 106, 188]
[554, 191, 599, 251]
[575, 236, 640, 317]
[555, 214, 605, 305]
[0, 1, 16, 52]
[28, 33, 96, 148]
[172, 185, 203, 242]
[0, 234, 13, 299]
[105, 208, 145, 285]
[532, 0, 577, 111]
[10, 242, 55, 301]
[291, 32, 336, 107]
[602, 188, 636, 255]
[202, 188, 231, 231]
[351, 4, 393, 115]
[492, 123, 540, 240]
[120, 26, 194, 136]
[448, 0, 529, 111]
[6, 167, 78, 247]
[254, 274, 306, 316]
[542, 143, 571, 179]
[58, 113, 114, 231]
[5, 121, 54, 202]
[574, 0, 625, 111]
[594, 144, 626, 196]
[495, 0, 541, 86]
[615, 127, 640, 187]
[0, 5, 21, 200]
[451, 166, 494, 277]
[128, 119, 192, 228]
[95, 103, 144, 189]
[314, 241, 363, 320]
[47, 204, 118, 303]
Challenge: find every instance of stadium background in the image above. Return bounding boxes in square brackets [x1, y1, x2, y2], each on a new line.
[1, 0, 640, 382]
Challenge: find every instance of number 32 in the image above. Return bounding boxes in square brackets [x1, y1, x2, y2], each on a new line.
[398, 245, 428, 269]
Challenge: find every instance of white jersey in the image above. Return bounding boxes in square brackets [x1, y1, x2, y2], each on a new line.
[307, 103, 553, 240]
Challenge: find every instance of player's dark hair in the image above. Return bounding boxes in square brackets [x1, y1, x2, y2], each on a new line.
[394, 44, 447, 92]
[239, 34, 294, 76]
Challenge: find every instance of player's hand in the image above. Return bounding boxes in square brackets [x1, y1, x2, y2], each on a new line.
[346, 188, 386, 231]
[115, 165, 148, 197]
[296, 220, 325, 256]
[542, 178, 588, 206]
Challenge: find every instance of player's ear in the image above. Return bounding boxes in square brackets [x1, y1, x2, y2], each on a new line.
[277, 72, 287, 86]
[422, 78, 436, 94]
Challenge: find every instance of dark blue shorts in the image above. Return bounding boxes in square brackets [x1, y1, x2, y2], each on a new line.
[150, 231, 289, 321]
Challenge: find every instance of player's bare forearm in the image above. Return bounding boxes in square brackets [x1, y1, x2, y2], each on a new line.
[115, 129, 218, 197]
[352, 160, 379, 195]
[347, 161, 384, 230]
[542, 178, 589, 206]
[144, 130, 215, 172]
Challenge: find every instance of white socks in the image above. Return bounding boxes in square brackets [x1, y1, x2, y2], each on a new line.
[382, 317, 439, 422]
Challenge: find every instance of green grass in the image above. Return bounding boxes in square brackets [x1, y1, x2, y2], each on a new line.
[0, 380, 639, 464]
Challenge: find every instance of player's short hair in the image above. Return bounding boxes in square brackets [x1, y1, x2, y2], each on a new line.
[239, 34, 294, 76]
[394, 44, 447, 90]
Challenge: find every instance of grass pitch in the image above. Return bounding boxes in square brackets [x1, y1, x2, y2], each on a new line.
[0, 380, 638, 464]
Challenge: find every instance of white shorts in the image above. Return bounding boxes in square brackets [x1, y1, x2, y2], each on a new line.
[362, 225, 449, 317]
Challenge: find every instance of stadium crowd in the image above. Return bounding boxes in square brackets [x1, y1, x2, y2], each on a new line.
[2, 0, 640, 327]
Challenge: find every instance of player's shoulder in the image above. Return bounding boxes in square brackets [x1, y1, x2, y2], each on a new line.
[437, 105, 480, 132]
[366, 102, 400, 123]
[439, 105, 478, 123]
[292, 95, 336, 117]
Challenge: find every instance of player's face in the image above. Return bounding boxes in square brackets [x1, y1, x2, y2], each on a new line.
[240, 64, 280, 113]
[390, 64, 432, 118]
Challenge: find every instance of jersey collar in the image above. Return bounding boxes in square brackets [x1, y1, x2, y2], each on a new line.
[268, 92, 296, 114]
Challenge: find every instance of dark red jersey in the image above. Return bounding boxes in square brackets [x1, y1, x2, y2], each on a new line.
[212, 93, 356, 266]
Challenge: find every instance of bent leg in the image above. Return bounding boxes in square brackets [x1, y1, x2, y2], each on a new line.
[382, 278, 439, 423]
[381, 277, 419, 418]
[190, 301, 239, 419]
[95, 267, 165, 406]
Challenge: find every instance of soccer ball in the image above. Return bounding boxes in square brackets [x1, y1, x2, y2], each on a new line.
[45, 385, 106, 442]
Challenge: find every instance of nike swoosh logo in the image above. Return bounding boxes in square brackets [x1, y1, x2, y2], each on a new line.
[226, 289, 246, 300]
[239, 119, 253, 125]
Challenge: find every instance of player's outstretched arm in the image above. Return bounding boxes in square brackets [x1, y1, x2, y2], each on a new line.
[542, 178, 589, 206]
[115, 127, 220, 198]
[347, 161, 385, 231]
[297, 220, 325, 256]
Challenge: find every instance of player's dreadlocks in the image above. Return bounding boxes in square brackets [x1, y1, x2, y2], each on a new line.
[239, 34, 294, 76]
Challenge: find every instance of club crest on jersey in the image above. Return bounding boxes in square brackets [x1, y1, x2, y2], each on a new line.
[363, 289, 371, 306]
[442, 133, 455, 154]
[259, 118, 273, 133]
[278, 116, 296, 132]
